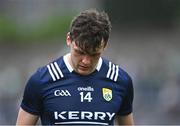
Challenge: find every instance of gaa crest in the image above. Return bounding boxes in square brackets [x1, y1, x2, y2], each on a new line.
[102, 88, 112, 101]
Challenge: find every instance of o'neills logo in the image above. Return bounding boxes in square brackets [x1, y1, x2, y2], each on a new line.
[77, 86, 94, 91]
[54, 111, 115, 121]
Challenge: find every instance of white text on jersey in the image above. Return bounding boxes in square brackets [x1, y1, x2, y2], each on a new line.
[54, 111, 115, 121]
[77, 86, 94, 91]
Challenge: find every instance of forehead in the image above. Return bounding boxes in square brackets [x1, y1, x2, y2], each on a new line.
[72, 42, 105, 55]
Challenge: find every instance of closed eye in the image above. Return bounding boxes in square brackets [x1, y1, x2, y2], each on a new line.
[90, 53, 101, 57]
[75, 49, 85, 55]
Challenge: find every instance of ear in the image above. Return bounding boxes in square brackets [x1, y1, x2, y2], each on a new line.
[66, 32, 71, 46]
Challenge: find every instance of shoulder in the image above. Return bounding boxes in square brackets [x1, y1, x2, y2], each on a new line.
[102, 58, 133, 86]
[29, 56, 65, 85]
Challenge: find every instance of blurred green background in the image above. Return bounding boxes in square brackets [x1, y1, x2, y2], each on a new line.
[0, 0, 180, 124]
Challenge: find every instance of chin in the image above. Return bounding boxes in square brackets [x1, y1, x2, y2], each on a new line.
[78, 70, 93, 76]
[79, 72, 91, 76]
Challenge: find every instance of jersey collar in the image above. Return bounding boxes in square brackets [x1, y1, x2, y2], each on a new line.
[63, 53, 102, 73]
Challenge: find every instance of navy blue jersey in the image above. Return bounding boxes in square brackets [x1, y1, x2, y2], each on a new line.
[21, 54, 133, 125]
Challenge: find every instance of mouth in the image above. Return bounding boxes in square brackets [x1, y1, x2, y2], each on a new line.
[79, 65, 90, 70]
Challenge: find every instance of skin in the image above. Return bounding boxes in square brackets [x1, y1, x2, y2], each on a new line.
[66, 33, 106, 75]
[16, 33, 134, 125]
[16, 108, 39, 125]
[115, 113, 134, 125]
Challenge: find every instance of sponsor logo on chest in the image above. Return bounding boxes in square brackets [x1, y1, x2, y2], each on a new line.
[54, 111, 115, 121]
[77, 86, 94, 92]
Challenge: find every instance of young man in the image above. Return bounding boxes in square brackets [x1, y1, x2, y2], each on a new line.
[16, 9, 134, 125]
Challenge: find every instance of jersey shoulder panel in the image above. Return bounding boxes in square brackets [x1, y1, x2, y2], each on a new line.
[21, 67, 43, 115]
[102, 58, 132, 86]
[37, 56, 66, 84]
[102, 58, 134, 115]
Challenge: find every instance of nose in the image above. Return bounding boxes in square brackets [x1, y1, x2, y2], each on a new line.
[81, 55, 91, 65]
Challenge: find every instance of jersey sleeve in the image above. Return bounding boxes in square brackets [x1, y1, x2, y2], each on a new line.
[118, 76, 134, 116]
[21, 69, 43, 115]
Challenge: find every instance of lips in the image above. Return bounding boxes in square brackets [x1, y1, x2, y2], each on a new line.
[79, 65, 90, 70]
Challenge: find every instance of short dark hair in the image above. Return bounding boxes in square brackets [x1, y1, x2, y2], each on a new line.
[69, 9, 111, 53]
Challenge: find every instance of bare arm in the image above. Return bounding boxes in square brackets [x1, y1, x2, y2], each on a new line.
[16, 108, 39, 125]
[115, 113, 134, 125]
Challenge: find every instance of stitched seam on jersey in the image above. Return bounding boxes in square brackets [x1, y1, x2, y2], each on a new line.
[47, 64, 56, 81]
[50, 63, 60, 80]
[54, 62, 64, 78]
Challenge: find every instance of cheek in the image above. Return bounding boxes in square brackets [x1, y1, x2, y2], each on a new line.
[91, 57, 100, 65]
[72, 54, 81, 64]
[95, 58, 100, 64]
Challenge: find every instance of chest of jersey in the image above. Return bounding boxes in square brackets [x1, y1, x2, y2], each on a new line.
[40, 74, 125, 125]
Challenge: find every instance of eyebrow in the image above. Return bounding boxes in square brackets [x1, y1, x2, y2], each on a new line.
[73, 42, 102, 55]
[74, 47, 101, 56]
